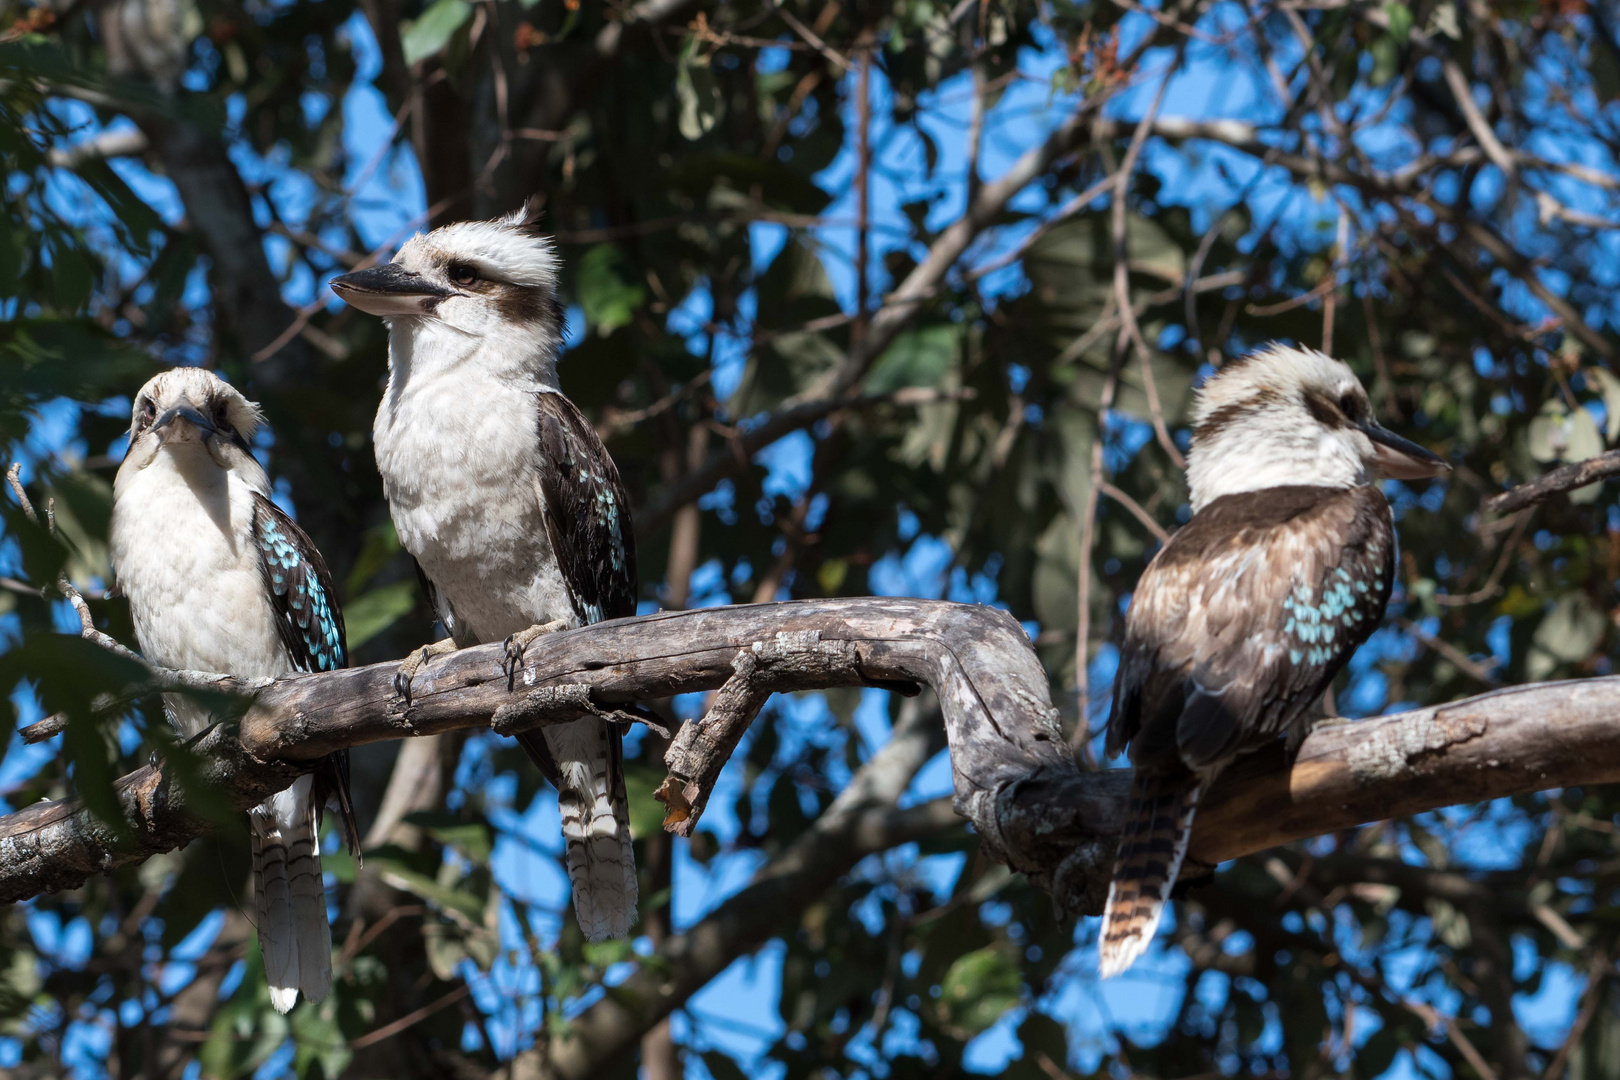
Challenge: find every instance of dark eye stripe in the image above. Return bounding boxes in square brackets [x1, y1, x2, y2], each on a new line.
[1304, 391, 1350, 428]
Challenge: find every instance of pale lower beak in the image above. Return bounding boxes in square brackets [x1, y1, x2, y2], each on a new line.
[330, 264, 456, 317]
[1363, 421, 1449, 480]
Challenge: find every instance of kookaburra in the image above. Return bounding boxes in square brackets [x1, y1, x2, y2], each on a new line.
[1099, 344, 1447, 978]
[329, 209, 639, 941]
[109, 368, 359, 1012]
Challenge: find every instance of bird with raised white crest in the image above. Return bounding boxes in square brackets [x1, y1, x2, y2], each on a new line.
[109, 367, 360, 1012]
[330, 207, 639, 942]
[1099, 344, 1449, 978]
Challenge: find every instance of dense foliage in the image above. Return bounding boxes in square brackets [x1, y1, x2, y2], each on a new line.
[5, 0, 1620, 1077]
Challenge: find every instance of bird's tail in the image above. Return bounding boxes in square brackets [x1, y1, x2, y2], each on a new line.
[250, 774, 332, 1013]
[547, 717, 638, 941]
[1098, 772, 1201, 979]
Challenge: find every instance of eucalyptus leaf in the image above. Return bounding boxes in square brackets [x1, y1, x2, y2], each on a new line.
[343, 580, 419, 650]
[401, 0, 471, 66]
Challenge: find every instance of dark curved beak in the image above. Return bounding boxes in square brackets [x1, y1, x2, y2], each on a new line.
[152, 405, 216, 442]
[1362, 421, 1449, 480]
[330, 264, 455, 317]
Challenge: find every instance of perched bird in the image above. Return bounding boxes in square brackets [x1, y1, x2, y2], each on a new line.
[329, 209, 639, 941]
[1098, 344, 1447, 978]
[109, 368, 359, 1012]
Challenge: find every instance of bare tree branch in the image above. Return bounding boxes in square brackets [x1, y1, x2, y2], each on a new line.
[4, 594, 1620, 923]
[1485, 450, 1620, 514]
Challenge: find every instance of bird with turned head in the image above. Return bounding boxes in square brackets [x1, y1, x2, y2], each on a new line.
[1099, 344, 1448, 978]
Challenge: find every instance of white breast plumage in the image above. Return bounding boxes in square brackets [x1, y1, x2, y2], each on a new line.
[372, 357, 576, 642]
[109, 447, 285, 734]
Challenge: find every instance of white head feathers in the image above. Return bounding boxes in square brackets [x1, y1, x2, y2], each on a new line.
[115, 366, 269, 501]
[332, 208, 565, 388]
[393, 208, 560, 291]
[1185, 343, 1446, 513]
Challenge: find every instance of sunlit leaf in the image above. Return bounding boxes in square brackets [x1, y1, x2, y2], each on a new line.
[937, 945, 1022, 1035]
[342, 580, 419, 650]
[401, 0, 471, 65]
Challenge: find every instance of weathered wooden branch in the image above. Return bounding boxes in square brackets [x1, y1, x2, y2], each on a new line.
[653, 634, 916, 835]
[1485, 449, 1620, 515]
[4, 598, 1620, 928]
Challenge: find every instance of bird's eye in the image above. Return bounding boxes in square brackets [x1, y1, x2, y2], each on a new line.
[138, 398, 156, 428]
[1338, 391, 1359, 419]
[214, 402, 234, 432]
[449, 264, 478, 287]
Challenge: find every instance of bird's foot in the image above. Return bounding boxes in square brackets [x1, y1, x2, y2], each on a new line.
[149, 723, 220, 769]
[503, 620, 568, 691]
[394, 638, 461, 707]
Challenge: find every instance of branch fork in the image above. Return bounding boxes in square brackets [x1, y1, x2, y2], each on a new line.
[655, 629, 879, 835]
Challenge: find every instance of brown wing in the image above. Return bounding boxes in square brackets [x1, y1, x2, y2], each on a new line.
[1106, 484, 1394, 774]
[517, 392, 638, 791]
[534, 391, 638, 623]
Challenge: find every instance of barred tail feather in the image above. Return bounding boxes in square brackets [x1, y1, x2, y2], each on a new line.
[251, 775, 332, 1013]
[548, 718, 639, 941]
[1098, 773, 1201, 979]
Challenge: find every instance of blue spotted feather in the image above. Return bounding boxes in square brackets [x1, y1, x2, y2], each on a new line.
[250, 494, 361, 856]
[1108, 483, 1394, 773]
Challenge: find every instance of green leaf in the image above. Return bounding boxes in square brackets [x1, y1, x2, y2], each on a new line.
[342, 580, 419, 650]
[365, 847, 485, 924]
[344, 520, 402, 594]
[1425, 897, 1472, 949]
[576, 245, 646, 336]
[621, 758, 668, 840]
[402, 0, 472, 65]
[0, 634, 152, 833]
[938, 946, 1022, 1035]
[1528, 399, 1604, 500]
[201, 943, 287, 1077]
[1383, 1, 1414, 40]
[865, 325, 958, 394]
[675, 37, 722, 140]
[0, 948, 43, 1029]
[402, 809, 493, 863]
[291, 996, 351, 1080]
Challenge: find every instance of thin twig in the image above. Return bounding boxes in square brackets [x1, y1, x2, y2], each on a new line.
[1111, 58, 1187, 471]
[7, 464, 142, 661]
[1400, 997, 1500, 1080]
[1098, 481, 1171, 545]
[1435, 510, 1529, 607]
[771, 1, 850, 71]
[1541, 952, 1611, 1080]
[1399, 619, 1499, 687]
[1441, 58, 1516, 179]
[348, 983, 472, 1050]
